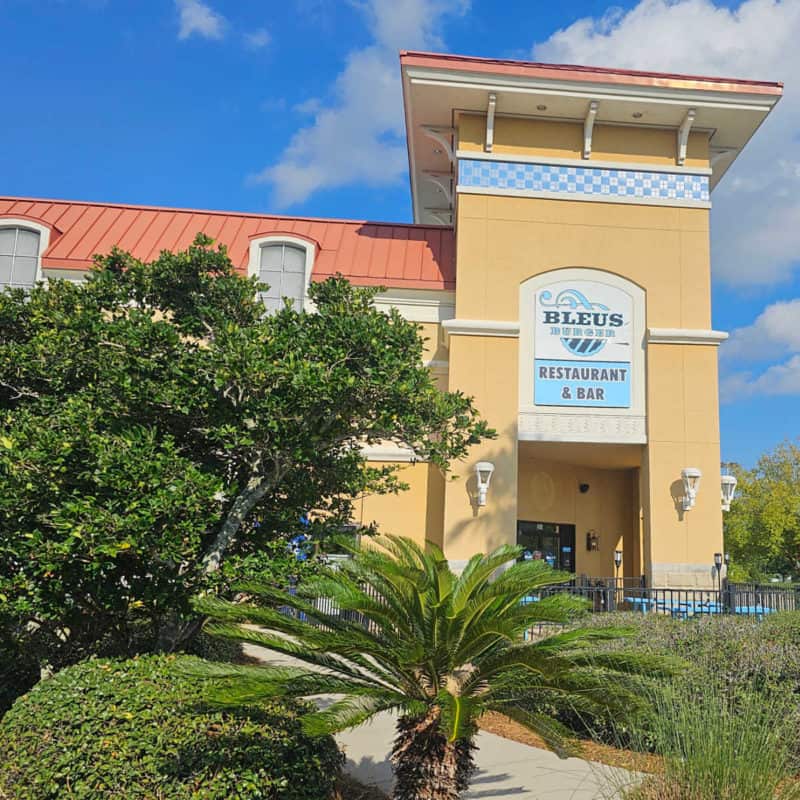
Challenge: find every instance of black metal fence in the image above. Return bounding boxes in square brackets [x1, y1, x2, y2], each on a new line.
[528, 577, 800, 618]
[288, 574, 799, 631]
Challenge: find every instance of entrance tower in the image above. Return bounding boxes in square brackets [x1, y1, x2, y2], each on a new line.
[399, 52, 781, 587]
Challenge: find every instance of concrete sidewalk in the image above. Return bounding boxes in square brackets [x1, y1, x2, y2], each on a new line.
[338, 709, 627, 800]
[243, 642, 631, 799]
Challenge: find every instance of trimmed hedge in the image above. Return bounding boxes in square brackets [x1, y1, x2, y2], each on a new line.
[0, 654, 343, 799]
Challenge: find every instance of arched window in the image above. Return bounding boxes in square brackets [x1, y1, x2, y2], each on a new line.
[248, 235, 315, 314]
[0, 226, 41, 289]
[259, 243, 306, 312]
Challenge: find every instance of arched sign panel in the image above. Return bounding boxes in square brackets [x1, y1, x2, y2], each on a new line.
[519, 268, 646, 444]
[534, 281, 632, 408]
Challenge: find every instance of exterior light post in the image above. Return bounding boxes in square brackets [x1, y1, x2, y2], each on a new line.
[714, 552, 723, 600]
[475, 461, 495, 507]
[721, 473, 737, 512]
[613, 549, 623, 610]
[681, 467, 702, 511]
[723, 552, 731, 609]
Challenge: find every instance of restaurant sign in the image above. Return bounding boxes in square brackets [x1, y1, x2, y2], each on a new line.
[534, 280, 632, 408]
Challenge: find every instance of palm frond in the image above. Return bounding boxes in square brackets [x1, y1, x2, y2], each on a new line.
[499, 706, 580, 759]
[301, 692, 407, 736]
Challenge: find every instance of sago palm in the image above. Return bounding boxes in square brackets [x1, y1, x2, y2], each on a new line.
[193, 536, 668, 800]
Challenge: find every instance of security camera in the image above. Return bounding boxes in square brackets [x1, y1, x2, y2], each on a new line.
[579, 483, 590, 494]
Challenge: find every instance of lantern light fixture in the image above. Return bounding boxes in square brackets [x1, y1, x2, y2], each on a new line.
[681, 467, 702, 511]
[614, 549, 623, 570]
[721, 473, 737, 512]
[475, 461, 495, 507]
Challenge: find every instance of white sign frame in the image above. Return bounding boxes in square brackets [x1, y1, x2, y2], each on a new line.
[518, 268, 646, 444]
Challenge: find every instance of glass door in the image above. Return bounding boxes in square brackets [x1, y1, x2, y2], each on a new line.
[516, 521, 576, 573]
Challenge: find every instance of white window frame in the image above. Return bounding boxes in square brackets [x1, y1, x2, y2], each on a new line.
[248, 234, 316, 312]
[0, 218, 51, 288]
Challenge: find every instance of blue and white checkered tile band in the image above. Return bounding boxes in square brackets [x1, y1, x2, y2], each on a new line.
[458, 158, 709, 204]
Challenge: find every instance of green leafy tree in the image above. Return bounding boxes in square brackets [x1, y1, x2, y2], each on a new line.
[0, 236, 490, 678]
[194, 536, 669, 800]
[724, 441, 800, 582]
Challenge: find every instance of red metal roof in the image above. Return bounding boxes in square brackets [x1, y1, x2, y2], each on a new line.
[0, 197, 455, 291]
[400, 51, 783, 96]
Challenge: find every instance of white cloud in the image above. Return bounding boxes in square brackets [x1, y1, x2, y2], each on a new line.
[533, 0, 800, 288]
[244, 27, 271, 50]
[293, 97, 322, 115]
[720, 296, 800, 397]
[722, 298, 800, 363]
[176, 0, 226, 41]
[722, 354, 800, 399]
[252, 0, 469, 207]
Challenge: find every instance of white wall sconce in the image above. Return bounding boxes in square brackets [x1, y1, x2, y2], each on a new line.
[721, 474, 737, 512]
[681, 467, 702, 512]
[475, 461, 495, 507]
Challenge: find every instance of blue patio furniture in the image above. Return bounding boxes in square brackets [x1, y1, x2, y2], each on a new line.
[666, 602, 691, 620]
[625, 596, 657, 613]
[734, 605, 774, 619]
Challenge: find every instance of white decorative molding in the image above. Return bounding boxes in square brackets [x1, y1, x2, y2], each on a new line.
[360, 443, 423, 463]
[421, 125, 456, 165]
[373, 288, 455, 323]
[583, 100, 598, 159]
[457, 184, 711, 210]
[676, 108, 697, 166]
[518, 411, 647, 444]
[422, 170, 454, 205]
[485, 92, 497, 152]
[442, 318, 520, 340]
[42, 268, 86, 283]
[648, 328, 728, 346]
[454, 149, 713, 176]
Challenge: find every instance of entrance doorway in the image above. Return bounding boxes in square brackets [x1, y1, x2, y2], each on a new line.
[516, 521, 576, 573]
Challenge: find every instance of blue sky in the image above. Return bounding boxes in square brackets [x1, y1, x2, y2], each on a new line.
[3, 0, 799, 466]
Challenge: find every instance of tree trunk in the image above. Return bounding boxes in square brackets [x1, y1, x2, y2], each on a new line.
[201, 475, 272, 574]
[391, 711, 477, 800]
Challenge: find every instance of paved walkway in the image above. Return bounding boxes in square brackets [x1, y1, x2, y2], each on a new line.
[338, 710, 627, 799]
[243, 642, 631, 799]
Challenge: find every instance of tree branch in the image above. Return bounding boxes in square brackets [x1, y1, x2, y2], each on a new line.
[202, 471, 275, 574]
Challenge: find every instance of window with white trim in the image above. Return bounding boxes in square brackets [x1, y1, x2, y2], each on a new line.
[258, 243, 306, 313]
[0, 227, 41, 290]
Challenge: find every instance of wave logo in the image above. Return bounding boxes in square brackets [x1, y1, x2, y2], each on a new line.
[539, 288, 614, 357]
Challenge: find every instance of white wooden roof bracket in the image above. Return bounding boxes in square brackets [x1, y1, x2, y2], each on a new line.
[421, 125, 456, 165]
[710, 145, 738, 166]
[677, 108, 697, 166]
[422, 170, 454, 205]
[485, 92, 497, 153]
[583, 101, 598, 159]
[424, 207, 454, 225]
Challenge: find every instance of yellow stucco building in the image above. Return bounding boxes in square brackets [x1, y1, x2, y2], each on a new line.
[1, 51, 781, 588]
[358, 52, 781, 588]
